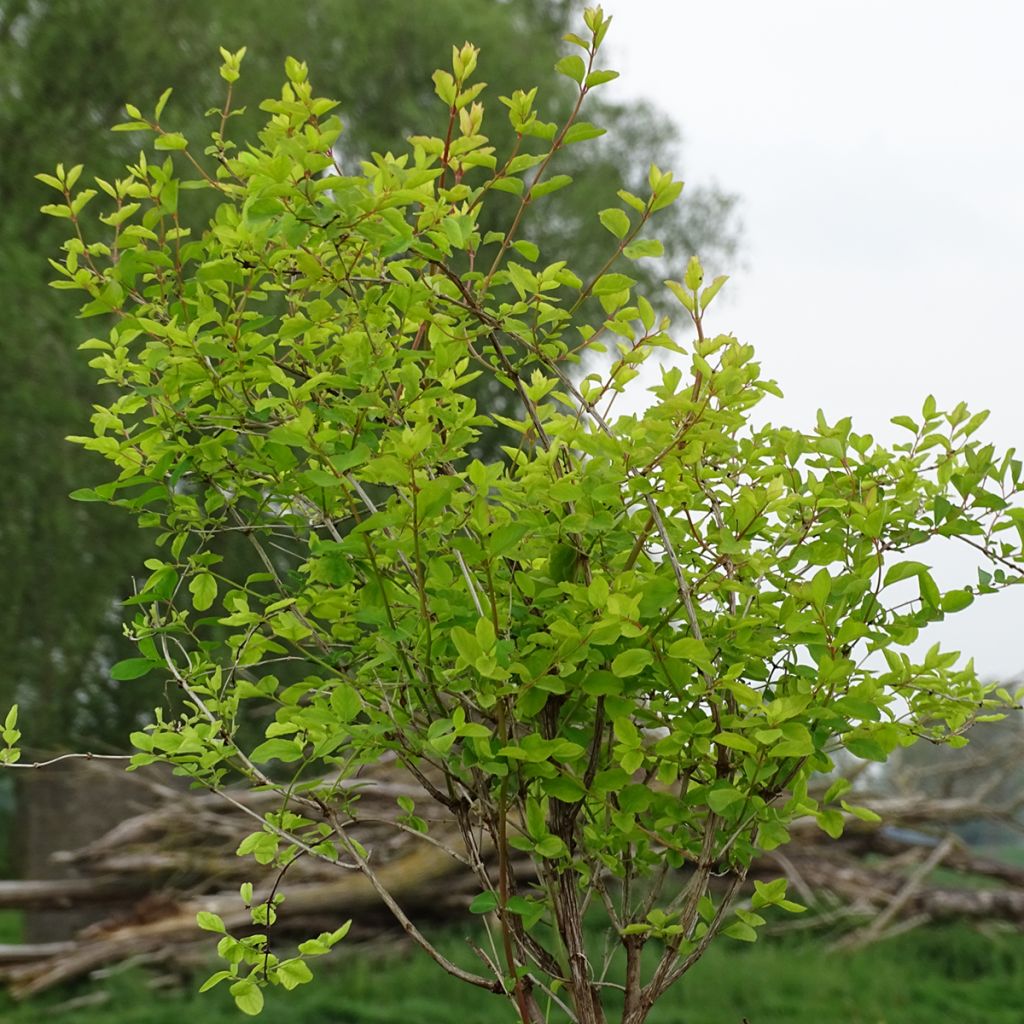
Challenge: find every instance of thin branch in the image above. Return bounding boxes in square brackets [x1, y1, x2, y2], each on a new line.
[326, 809, 501, 993]
[0, 752, 133, 770]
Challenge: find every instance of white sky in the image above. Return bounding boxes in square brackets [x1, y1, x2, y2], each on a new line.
[605, 1, 1024, 678]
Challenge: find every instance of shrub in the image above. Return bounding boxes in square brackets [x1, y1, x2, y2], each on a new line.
[6, 7, 1022, 1023]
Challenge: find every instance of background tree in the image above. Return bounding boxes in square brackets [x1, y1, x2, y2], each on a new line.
[0, 0, 738, 755]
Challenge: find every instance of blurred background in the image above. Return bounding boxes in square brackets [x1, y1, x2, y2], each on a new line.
[0, 1, 1022, 1021]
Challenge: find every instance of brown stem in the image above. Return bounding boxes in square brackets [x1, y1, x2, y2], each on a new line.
[497, 703, 533, 1024]
[481, 48, 597, 294]
[552, 867, 606, 1024]
[326, 810, 502, 994]
[622, 936, 644, 1022]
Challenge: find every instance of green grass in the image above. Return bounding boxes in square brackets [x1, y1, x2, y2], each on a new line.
[979, 844, 1024, 867]
[0, 910, 22, 944]
[1, 923, 1022, 1023]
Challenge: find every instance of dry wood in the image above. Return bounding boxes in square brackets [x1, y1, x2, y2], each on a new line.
[834, 834, 958, 951]
[0, 942, 76, 964]
[3, 757, 1024, 999]
[0, 878, 146, 910]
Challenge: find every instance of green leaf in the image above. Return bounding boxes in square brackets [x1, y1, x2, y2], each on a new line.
[330, 685, 362, 723]
[450, 625, 482, 663]
[475, 616, 496, 651]
[489, 522, 530, 557]
[490, 176, 524, 195]
[752, 878, 788, 908]
[665, 279, 695, 312]
[714, 731, 757, 754]
[547, 542, 582, 583]
[891, 415, 918, 432]
[154, 87, 173, 120]
[918, 570, 941, 608]
[708, 788, 744, 814]
[277, 958, 314, 990]
[535, 835, 567, 858]
[667, 637, 713, 672]
[196, 911, 226, 933]
[40, 203, 72, 219]
[154, 132, 188, 151]
[250, 738, 304, 764]
[683, 255, 704, 290]
[816, 809, 845, 839]
[612, 649, 653, 677]
[592, 273, 636, 296]
[469, 891, 499, 913]
[699, 275, 728, 308]
[432, 70, 456, 105]
[544, 776, 586, 802]
[651, 179, 684, 211]
[244, 196, 284, 221]
[841, 800, 882, 823]
[809, 568, 832, 608]
[563, 122, 606, 144]
[512, 240, 539, 262]
[110, 658, 157, 681]
[846, 737, 888, 762]
[531, 174, 573, 198]
[270, 611, 312, 642]
[941, 588, 974, 613]
[554, 55, 586, 84]
[765, 693, 811, 724]
[823, 777, 852, 804]
[199, 970, 233, 993]
[623, 238, 664, 260]
[189, 573, 217, 611]
[230, 979, 264, 1016]
[724, 921, 758, 942]
[35, 172, 64, 191]
[197, 258, 245, 284]
[617, 189, 647, 213]
[587, 576, 610, 608]
[598, 208, 630, 239]
[883, 561, 930, 586]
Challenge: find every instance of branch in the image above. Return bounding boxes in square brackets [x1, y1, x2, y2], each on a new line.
[0, 752, 132, 770]
[325, 809, 502, 993]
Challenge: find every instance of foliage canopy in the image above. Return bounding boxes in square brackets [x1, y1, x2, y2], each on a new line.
[1, 0, 736, 753]
[5, 8, 1022, 1023]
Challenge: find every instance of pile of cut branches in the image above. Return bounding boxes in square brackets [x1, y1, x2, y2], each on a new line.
[3, 755, 1023, 999]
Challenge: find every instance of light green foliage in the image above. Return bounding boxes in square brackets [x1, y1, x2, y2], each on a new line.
[1, 708, 20, 766]
[194, 904, 348, 1014]
[12, 6, 1024, 1022]
[2, 0, 736, 759]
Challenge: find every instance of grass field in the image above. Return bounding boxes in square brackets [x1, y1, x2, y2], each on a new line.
[1, 918, 1022, 1023]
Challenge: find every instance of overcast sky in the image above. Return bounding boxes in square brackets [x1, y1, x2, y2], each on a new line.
[603, 1, 1024, 678]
